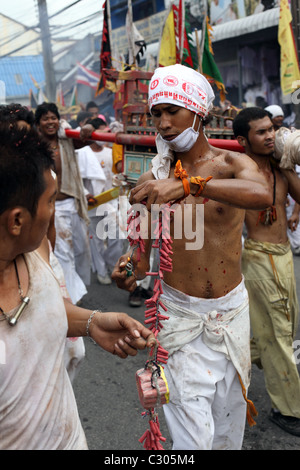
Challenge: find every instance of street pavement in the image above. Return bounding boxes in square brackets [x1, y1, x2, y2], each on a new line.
[73, 257, 300, 451]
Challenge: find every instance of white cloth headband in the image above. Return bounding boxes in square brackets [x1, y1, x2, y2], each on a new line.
[265, 105, 284, 118]
[148, 64, 215, 117]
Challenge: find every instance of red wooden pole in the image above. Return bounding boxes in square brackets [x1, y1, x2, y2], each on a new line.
[65, 129, 244, 152]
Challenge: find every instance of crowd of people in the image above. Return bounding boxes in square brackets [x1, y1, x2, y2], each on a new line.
[0, 64, 300, 450]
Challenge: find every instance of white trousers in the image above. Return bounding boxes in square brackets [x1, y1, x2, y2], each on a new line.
[54, 200, 90, 304]
[160, 280, 248, 450]
[89, 215, 125, 277]
[163, 333, 246, 450]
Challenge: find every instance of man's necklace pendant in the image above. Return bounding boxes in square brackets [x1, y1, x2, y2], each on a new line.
[0, 259, 30, 326]
[257, 205, 277, 226]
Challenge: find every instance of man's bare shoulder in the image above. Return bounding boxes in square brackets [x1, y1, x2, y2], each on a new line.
[208, 147, 260, 177]
[222, 148, 256, 166]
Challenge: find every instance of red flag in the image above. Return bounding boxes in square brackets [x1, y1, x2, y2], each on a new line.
[172, 0, 185, 63]
[96, 1, 112, 95]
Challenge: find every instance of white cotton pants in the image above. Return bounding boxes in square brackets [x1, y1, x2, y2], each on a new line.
[163, 333, 246, 450]
[160, 280, 248, 450]
[89, 215, 125, 277]
[54, 199, 90, 304]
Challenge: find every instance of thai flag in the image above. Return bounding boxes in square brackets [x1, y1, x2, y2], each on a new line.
[76, 62, 100, 90]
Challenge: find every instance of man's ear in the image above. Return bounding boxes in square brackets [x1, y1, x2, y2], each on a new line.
[7, 208, 29, 236]
[236, 136, 246, 148]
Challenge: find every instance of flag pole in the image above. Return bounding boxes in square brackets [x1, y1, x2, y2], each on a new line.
[179, 0, 185, 63]
[198, 0, 208, 73]
[195, 29, 201, 72]
[106, 0, 112, 54]
[127, 0, 136, 67]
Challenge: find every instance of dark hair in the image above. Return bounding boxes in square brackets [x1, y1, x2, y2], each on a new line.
[76, 111, 93, 125]
[86, 101, 98, 110]
[35, 102, 60, 124]
[0, 125, 54, 216]
[87, 117, 107, 128]
[233, 107, 272, 139]
[0, 103, 34, 125]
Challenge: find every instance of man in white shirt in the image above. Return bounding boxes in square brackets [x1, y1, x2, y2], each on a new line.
[0, 125, 155, 450]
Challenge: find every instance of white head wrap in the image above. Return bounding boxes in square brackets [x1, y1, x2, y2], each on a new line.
[265, 105, 284, 119]
[149, 65, 215, 179]
[148, 64, 215, 118]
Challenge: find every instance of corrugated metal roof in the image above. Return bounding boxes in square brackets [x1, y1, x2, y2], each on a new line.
[0, 55, 45, 97]
[212, 7, 279, 43]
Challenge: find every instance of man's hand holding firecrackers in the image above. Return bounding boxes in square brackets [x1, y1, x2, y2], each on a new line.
[111, 254, 138, 293]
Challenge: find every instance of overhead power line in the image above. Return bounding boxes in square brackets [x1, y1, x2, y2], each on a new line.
[0, 0, 101, 49]
[0, 11, 101, 55]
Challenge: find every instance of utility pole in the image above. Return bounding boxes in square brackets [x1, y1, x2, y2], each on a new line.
[37, 0, 56, 101]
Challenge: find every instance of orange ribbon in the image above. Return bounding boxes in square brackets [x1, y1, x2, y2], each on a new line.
[174, 160, 190, 198]
[190, 175, 213, 197]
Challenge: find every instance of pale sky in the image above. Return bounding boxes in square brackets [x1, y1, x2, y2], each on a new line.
[0, 0, 103, 39]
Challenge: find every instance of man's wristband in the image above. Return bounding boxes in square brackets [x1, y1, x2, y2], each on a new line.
[190, 175, 213, 197]
[86, 309, 101, 344]
[174, 159, 213, 199]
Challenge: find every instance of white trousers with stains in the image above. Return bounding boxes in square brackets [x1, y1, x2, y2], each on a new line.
[54, 199, 90, 304]
[160, 281, 249, 450]
[163, 333, 246, 450]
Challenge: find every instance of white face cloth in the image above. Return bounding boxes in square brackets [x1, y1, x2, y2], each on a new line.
[160, 113, 201, 152]
[148, 64, 215, 118]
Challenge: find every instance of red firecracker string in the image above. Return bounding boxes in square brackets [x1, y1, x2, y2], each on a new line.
[127, 203, 174, 450]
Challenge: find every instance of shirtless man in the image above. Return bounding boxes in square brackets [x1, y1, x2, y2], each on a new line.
[112, 64, 272, 450]
[0, 125, 154, 450]
[233, 107, 300, 437]
[35, 102, 91, 304]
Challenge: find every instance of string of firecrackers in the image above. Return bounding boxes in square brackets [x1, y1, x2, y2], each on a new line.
[127, 203, 174, 450]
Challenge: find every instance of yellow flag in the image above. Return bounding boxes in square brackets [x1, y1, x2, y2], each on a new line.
[278, 0, 300, 95]
[158, 8, 176, 67]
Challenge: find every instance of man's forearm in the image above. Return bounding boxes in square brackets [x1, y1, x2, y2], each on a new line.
[64, 299, 92, 338]
[130, 176, 272, 210]
[199, 178, 272, 209]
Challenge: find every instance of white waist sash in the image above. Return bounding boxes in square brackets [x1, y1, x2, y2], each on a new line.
[157, 280, 251, 388]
